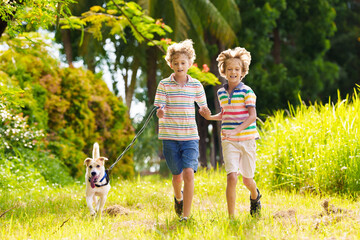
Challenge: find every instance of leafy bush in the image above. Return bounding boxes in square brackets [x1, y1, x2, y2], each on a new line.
[0, 33, 135, 181]
[0, 102, 73, 191]
[0, 103, 44, 152]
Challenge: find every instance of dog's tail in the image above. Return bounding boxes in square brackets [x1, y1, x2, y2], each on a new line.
[92, 142, 100, 160]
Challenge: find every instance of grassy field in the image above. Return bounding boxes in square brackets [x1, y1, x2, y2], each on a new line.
[2, 90, 360, 239]
[1, 169, 359, 240]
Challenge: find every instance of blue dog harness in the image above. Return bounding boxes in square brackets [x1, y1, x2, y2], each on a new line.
[88, 170, 110, 188]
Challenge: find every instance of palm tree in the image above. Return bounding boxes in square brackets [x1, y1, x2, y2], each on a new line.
[139, 0, 240, 64]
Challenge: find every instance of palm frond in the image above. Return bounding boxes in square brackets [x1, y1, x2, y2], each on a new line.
[169, 0, 190, 40]
[190, 28, 210, 65]
[211, 0, 241, 30]
[182, 0, 238, 47]
[137, 0, 158, 17]
[179, 2, 209, 64]
[137, 0, 150, 14]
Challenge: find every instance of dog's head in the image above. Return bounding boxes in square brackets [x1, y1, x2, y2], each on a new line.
[84, 157, 108, 188]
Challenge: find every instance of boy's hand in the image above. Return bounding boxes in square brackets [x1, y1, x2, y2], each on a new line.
[199, 106, 211, 119]
[222, 129, 238, 138]
[157, 107, 165, 118]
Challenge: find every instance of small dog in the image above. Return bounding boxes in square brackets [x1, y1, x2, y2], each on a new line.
[84, 142, 110, 216]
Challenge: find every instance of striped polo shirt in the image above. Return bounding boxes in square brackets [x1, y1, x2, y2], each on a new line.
[154, 74, 207, 140]
[218, 82, 259, 141]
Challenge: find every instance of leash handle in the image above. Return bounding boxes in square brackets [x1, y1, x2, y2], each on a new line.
[108, 106, 159, 172]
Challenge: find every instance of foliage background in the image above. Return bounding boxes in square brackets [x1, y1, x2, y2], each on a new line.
[0, 0, 359, 195]
[0, 34, 135, 187]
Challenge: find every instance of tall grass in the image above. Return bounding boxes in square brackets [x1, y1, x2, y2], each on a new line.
[256, 90, 360, 195]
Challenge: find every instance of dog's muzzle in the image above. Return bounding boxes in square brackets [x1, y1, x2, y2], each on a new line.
[89, 173, 99, 188]
[88, 170, 110, 188]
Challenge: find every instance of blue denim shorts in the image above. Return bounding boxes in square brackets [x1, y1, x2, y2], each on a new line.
[162, 140, 199, 175]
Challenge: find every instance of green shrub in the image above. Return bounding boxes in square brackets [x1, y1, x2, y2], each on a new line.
[0, 34, 135, 180]
[0, 156, 47, 191]
[0, 102, 73, 190]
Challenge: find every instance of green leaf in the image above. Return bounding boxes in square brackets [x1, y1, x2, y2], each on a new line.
[107, 9, 118, 15]
[162, 25, 172, 33]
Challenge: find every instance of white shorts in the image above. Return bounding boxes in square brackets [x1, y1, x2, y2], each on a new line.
[222, 139, 257, 178]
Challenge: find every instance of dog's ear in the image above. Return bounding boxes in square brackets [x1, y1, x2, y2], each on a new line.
[98, 157, 108, 162]
[84, 158, 92, 166]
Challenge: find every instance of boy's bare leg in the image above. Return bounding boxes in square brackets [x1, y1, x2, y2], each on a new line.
[182, 168, 194, 218]
[226, 172, 238, 218]
[173, 173, 183, 200]
[243, 177, 258, 199]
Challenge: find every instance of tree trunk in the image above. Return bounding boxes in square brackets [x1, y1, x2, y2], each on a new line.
[61, 29, 74, 67]
[197, 109, 209, 168]
[209, 122, 216, 168]
[145, 46, 169, 174]
[146, 46, 158, 105]
[210, 42, 226, 168]
[0, 0, 20, 38]
[80, 32, 96, 72]
[0, 20, 8, 38]
[87, 57, 96, 73]
[125, 56, 140, 112]
[272, 27, 281, 64]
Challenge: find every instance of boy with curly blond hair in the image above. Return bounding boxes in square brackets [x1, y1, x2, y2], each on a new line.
[154, 39, 208, 222]
[200, 47, 262, 218]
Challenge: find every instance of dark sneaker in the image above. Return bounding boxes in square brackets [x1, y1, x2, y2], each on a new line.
[250, 188, 262, 216]
[179, 216, 188, 222]
[174, 192, 183, 217]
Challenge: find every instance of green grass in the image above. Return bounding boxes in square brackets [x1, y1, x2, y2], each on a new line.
[2, 90, 360, 239]
[256, 91, 360, 195]
[1, 169, 359, 239]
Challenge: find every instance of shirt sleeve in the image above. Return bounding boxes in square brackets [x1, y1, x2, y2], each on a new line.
[195, 83, 207, 107]
[154, 81, 167, 108]
[245, 87, 256, 107]
[217, 88, 227, 107]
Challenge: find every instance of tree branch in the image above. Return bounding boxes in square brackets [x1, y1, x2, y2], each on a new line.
[52, 217, 71, 234]
[0, 205, 18, 218]
[110, 0, 165, 53]
[0, 0, 21, 38]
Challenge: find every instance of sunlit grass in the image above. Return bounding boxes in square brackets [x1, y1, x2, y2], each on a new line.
[2, 89, 360, 239]
[1, 169, 359, 239]
[256, 90, 360, 195]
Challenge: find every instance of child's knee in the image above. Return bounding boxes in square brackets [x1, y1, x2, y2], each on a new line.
[227, 173, 238, 184]
[173, 174, 183, 184]
[182, 168, 194, 183]
[242, 177, 254, 187]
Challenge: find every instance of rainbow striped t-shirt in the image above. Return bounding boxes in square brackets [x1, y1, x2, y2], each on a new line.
[154, 74, 207, 140]
[218, 82, 260, 141]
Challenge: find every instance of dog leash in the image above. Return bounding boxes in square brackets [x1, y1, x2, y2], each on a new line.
[107, 106, 159, 173]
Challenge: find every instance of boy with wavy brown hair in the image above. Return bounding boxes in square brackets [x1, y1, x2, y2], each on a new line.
[200, 47, 262, 218]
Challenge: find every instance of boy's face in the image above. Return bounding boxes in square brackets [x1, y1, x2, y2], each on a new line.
[170, 53, 192, 78]
[225, 58, 243, 84]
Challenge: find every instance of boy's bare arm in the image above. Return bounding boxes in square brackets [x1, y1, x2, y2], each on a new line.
[199, 106, 222, 121]
[222, 107, 257, 136]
